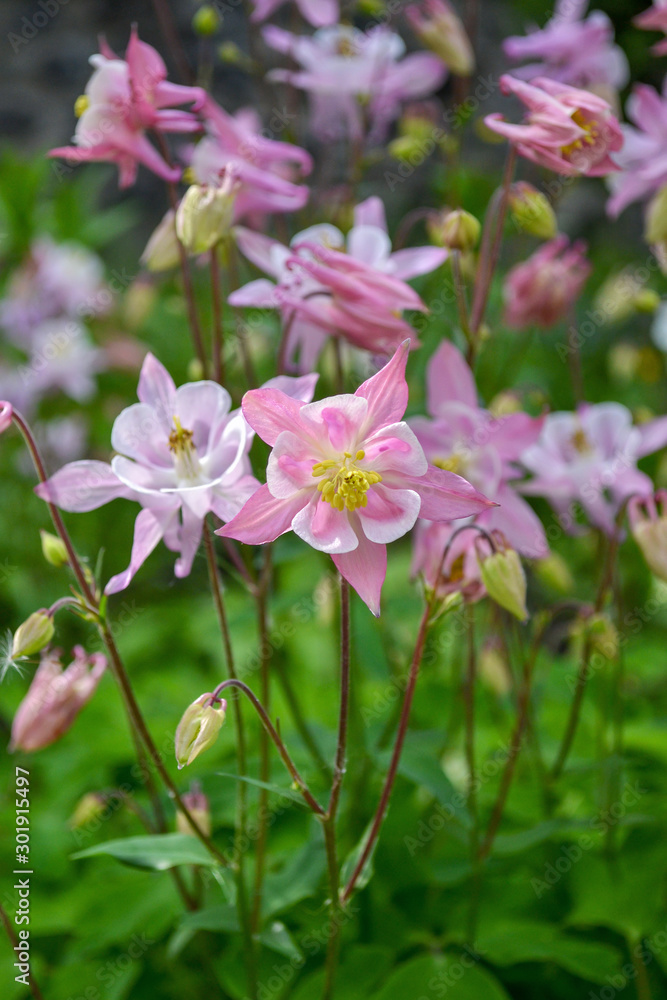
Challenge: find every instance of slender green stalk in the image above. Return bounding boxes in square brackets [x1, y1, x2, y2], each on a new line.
[463, 610, 481, 943]
[210, 247, 225, 384]
[0, 902, 44, 1000]
[251, 548, 273, 933]
[469, 146, 516, 340]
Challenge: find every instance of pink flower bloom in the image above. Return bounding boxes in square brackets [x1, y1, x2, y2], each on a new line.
[485, 75, 623, 176]
[412, 522, 487, 601]
[409, 341, 548, 559]
[0, 401, 12, 433]
[230, 196, 447, 371]
[217, 343, 493, 615]
[503, 0, 628, 91]
[634, 2, 667, 55]
[250, 0, 338, 28]
[190, 98, 312, 222]
[607, 80, 667, 217]
[35, 354, 318, 593]
[0, 238, 107, 346]
[49, 27, 206, 188]
[10, 646, 106, 752]
[263, 24, 447, 144]
[503, 236, 591, 330]
[405, 0, 475, 77]
[520, 404, 667, 535]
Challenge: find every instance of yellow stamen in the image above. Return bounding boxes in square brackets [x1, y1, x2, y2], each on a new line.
[561, 109, 600, 160]
[74, 95, 90, 118]
[571, 427, 592, 454]
[169, 416, 201, 480]
[312, 451, 382, 511]
[433, 454, 462, 474]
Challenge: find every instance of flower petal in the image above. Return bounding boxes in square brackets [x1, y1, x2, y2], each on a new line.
[357, 484, 421, 543]
[216, 483, 307, 544]
[292, 493, 359, 553]
[405, 465, 495, 520]
[332, 530, 387, 617]
[137, 352, 177, 421]
[363, 422, 428, 477]
[104, 507, 172, 594]
[355, 341, 410, 434]
[427, 341, 477, 414]
[242, 388, 311, 447]
[174, 505, 203, 579]
[35, 461, 133, 512]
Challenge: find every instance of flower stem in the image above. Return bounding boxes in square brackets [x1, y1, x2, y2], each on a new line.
[202, 521, 256, 995]
[469, 146, 516, 340]
[341, 598, 433, 904]
[251, 548, 273, 933]
[0, 901, 44, 1000]
[210, 247, 225, 384]
[463, 609, 481, 943]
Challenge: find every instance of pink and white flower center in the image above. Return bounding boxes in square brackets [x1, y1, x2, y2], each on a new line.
[168, 417, 202, 482]
[311, 449, 382, 511]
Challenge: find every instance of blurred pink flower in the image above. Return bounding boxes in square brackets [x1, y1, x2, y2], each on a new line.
[634, 2, 667, 55]
[217, 343, 493, 615]
[410, 341, 547, 557]
[0, 401, 12, 433]
[520, 404, 667, 534]
[607, 80, 667, 217]
[35, 354, 318, 593]
[405, 0, 475, 76]
[485, 75, 623, 176]
[49, 27, 206, 188]
[250, 0, 338, 27]
[10, 646, 106, 752]
[503, 236, 591, 330]
[412, 522, 487, 601]
[230, 196, 446, 371]
[190, 97, 312, 222]
[503, 0, 628, 91]
[263, 24, 447, 144]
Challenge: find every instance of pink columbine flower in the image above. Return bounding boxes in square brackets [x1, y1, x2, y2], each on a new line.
[412, 522, 487, 601]
[503, 236, 591, 330]
[520, 404, 667, 535]
[10, 646, 106, 752]
[263, 24, 447, 144]
[216, 343, 493, 615]
[230, 196, 447, 372]
[49, 27, 206, 188]
[485, 75, 623, 176]
[35, 354, 318, 593]
[250, 0, 338, 27]
[189, 97, 313, 222]
[409, 341, 548, 558]
[0, 401, 12, 433]
[607, 80, 667, 218]
[634, 2, 667, 55]
[503, 0, 628, 92]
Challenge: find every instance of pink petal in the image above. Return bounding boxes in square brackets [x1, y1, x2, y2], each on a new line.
[111, 403, 172, 467]
[332, 530, 387, 617]
[105, 507, 171, 594]
[174, 505, 203, 578]
[637, 415, 667, 458]
[427, 341, 477, 414]
[228, 279, 279, 309]
[353, 196, 387, 231]
[357, 484, 421, 543]
[355, 341, 410, 434]
[262, 372, 319, 403]
[299, 394, 368, 452]
[137, 353, 177, 419]
[363, 422, 428, 477]
[242, 388, 310, 447]
[268, 431, 318, 497]
[216, 483, 307, 545]
[389, 246, 448, 280]
[479, 484, 549, 559]
[406, 465, 495, 520]
[35, 461, 133, 512]
[292, 493, 359, 553]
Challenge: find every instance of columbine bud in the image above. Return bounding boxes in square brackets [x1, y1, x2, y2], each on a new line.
[405, 0, 475, 76]
[634, 288, 661, 314]
[69, 792, 107, 829]
[176, 783, 212, 837]
[571, 611, 619, 661]
[508, 182, 557, 240]
[175, 171, 239, 255]
[479, 638, 511, 696]
[40, 530, 69, 568]
[628, 492, 667, 581]
[12, 611, 55, 659]
[478, 537, 528, 622]
[141, 209, 180, 272]
[175, 694, 227, 769]
[10, 646, 106, 752]
[438, 208, 480, 252]
[192, 5, 221, 36]
[533, 552, 574, 595]
[0, 401, 12, 433]
[646, 184, 667, 246]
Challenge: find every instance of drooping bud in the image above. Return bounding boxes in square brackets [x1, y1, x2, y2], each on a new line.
[405, 0, 475, 76]
[628, 492, 667, 581]
[175, 694, 227, 769]
[0, 401, 12, 433]
[508, 182, 557, 240]
[533, 552, 574, 595]
[40, 530, 69, 568]
[12, 611, 55, 659]
[10, 646, 106, 752]
[437, 208, 480, 252]
[634, 288, 661, 314]
[141, 209, 180, 272]
[69, 792, 107, 829]
[479, 637, 511, 696]
[646, 184, 667, 246]
[175, 171, 239, 255]
[176, 783, 212, 837]
[477, 535, 528, 622]
[570, 611, 619, 662]
[192, 5, 221, 36]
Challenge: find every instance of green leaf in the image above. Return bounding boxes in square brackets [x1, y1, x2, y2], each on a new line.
[259, 921, 302, 961]
[217, 771, 307, 806]
[261, 832, 326, 920]
[491, 819, 570, 856]
[340, 820, 377, 893]
[477, 922, 623, 984]
[291, 946, 393, 1000]
[71, 833, 221, 870]
[369, 954, 511, 1000]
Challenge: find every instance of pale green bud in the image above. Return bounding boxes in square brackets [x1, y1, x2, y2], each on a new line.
[533, 552, 574, 595]
[69, 792, 107, 829]
[12, 611, 55, 658]
[40, 530, 69, 568]
[479, 547, 528, 622]
[508, 182, 557, 240]
[141, 209, 180, 272]
[438, 209, 480, 252]
[176, 175, 239, 255]
[646, 184, 667, 246]
[175, 694, 227, 769]
[192, 5, 221, 36]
